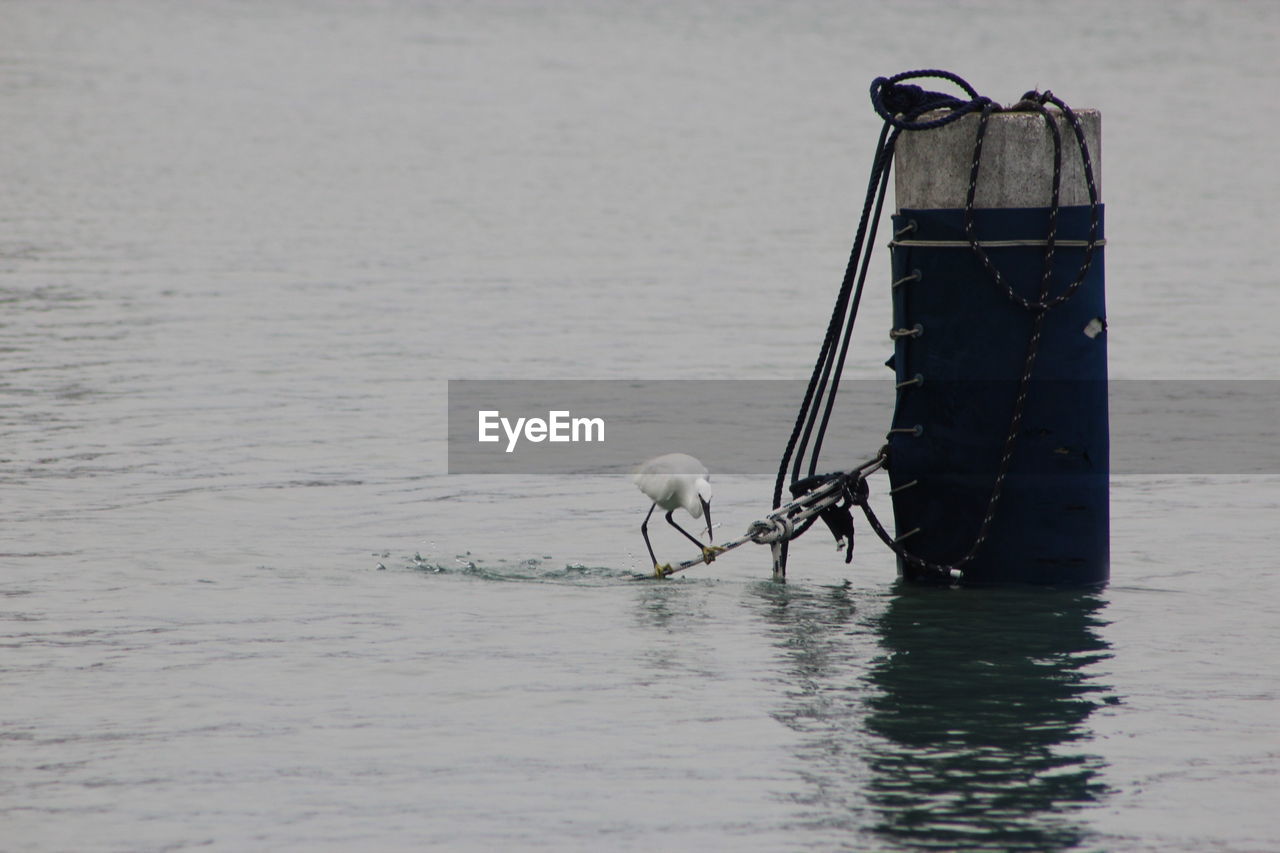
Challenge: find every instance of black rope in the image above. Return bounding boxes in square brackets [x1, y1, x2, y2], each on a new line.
[806, 144, 894, 479]
[772, 71, 993, 577]
[774, 73, 1100, 581]
[789, 124, 895, 488]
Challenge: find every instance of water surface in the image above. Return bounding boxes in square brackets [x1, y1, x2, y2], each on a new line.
[3, 1, 1279, 850]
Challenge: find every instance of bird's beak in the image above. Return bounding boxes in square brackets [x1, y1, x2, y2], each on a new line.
[701, 497, 713, 542]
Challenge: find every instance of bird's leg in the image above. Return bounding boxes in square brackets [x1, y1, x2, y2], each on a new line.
[642, 502, 670, 576]
[665, 510, 724, 564]
[664, 509, 703, 549]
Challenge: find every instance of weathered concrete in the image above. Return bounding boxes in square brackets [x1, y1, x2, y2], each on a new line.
[894, 109, 1101, 210]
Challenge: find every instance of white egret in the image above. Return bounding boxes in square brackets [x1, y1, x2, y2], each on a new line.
[633, 453, 722, 576]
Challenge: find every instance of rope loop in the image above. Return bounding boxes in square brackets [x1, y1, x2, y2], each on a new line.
[963, 91, 1101, 314]
[870, 70, 991, 131]
[748, 516, 793, 545]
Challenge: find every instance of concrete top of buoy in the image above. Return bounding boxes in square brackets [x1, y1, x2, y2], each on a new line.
[894, 109, 1101, 211]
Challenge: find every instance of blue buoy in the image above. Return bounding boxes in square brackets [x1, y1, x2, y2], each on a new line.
[772, 77, 1109, 585]
[886, 109, 1109, 586]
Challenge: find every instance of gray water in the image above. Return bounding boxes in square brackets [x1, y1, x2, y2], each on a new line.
[3, 1, 1279, 850]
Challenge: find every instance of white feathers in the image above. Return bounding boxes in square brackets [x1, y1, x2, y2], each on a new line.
[633, 452, 712, 518]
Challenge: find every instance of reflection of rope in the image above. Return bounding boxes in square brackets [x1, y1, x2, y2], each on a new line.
[774, 72, 1101, 581]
